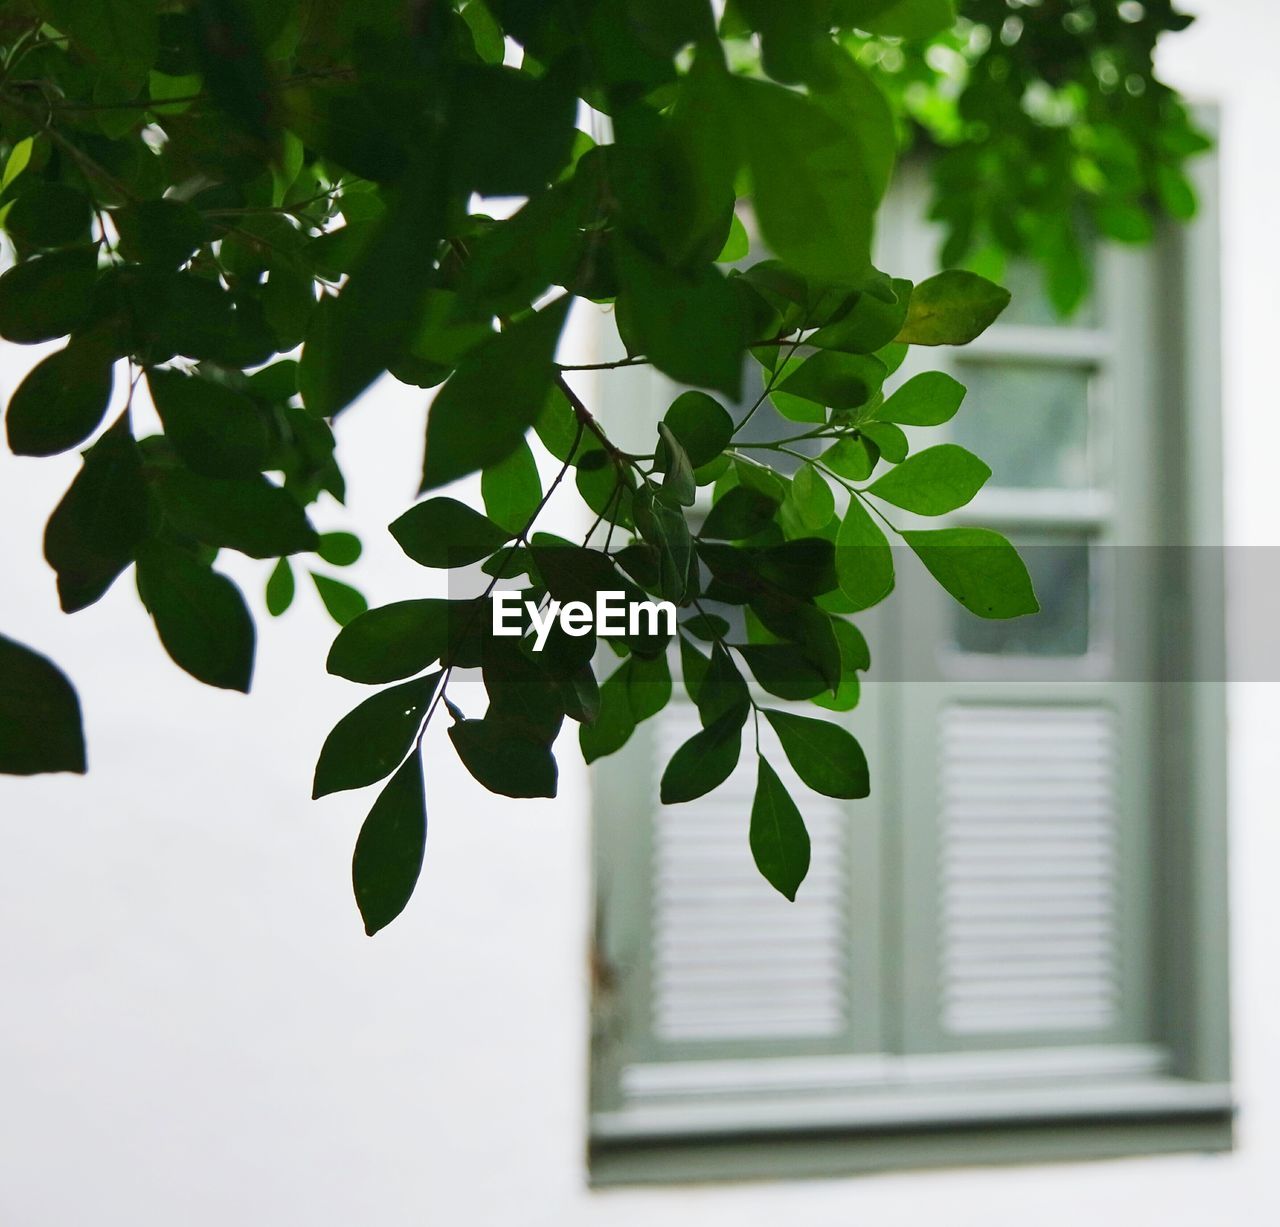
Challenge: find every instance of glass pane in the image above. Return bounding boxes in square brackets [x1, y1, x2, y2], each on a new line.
[997, 258, 1098, 328]
[954, 361, 1091, 489]
[951, 539, 1091, 657]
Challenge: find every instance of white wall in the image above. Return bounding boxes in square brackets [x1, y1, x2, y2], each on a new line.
[1, 3, 1276, 1223]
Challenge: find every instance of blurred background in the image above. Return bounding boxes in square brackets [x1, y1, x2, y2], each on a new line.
[2, 1, 1277, 1223]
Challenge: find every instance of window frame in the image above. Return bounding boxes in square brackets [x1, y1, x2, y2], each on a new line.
[587, 118, 1229, 1184]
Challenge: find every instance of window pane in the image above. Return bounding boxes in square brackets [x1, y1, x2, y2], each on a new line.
[997, 259, 1098, 328]
[951, 539, 1091, 657]
[954, 362, 1092, 489]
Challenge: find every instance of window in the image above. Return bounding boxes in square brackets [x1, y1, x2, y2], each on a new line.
[588, 155, 1228, 1184]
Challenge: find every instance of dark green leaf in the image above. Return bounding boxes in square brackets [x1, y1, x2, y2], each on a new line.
[0, 247, 98, 344]
[731, 75, 876, 286]
[312, 573, 368, 626]
[327, 599, 453, 684]
[663, 391, 733, 468]
[615, 239, 744, 397]
[390, 497, 511, 568]
[482, 440, 542, 535]
[154, 468, 318, 558]
[859, 421, 908, 464]
[904, 527, 1039, 619]
[701, 484, 781, 540]
[44, 413, 148, 612]
[420, 298, 569, 491]
[780, 351, 886, 410]
[655, 422, 696, 507]
[867, 444, 989, 515]
[114, 198, 207, 266]
[738, 642, 830, 700]
[895, 270, 1011, 346]
[696, 641, 750, 726]
[299, 168, 445, 418]
[681, 613, 730, 642]
[5, 337, 115, 457]
[822, 434, 879, 482]
[6, 183, 92, 249]
[136, 545, 255, 691]
[314, 673, 438, 798]
[763, 708, 869, 799]
[352, 753, 427, 936]
[659, 705, 746, 804]
[749, 757, 810, 901]
[265, 557, 294, 616]
[0, 634, 86, 776]
[449, 717, 558, 798]
[834, 495, 894, 611]
[147, 367, 270, 477]
[317, 531, 362, 567]
[42, 0, 159, 90]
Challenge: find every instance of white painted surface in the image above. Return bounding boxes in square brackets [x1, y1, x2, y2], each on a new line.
[1, 2, 1277, 1222]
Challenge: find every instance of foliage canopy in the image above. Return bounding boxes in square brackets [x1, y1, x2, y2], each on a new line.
[0, 0, 1202, 932]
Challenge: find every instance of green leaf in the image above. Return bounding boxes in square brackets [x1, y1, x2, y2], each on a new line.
[450, 64, 577, 196]
[0, 634, 86, 776]
[614, 238, 745, 397]
[5, 337, 115, 457]
[822, 434, 879, 481]
[681, 613, 730, 642]
[312, 573, 368, 626]
[42, 0, 160, 90]
[314, 673, 438, 799]
[873, 370, 966, 426]
[154, 469, 318, 558]
[482, 440, 542, 535]
[749, 757, 810, 901]
[136, 545, 255, 692]
[390, 497, 511, 568]
[0, 247, 98, 344]
[895, 271, 1011, 346]
[810, 617, 868, 712]
[5, 183, 92, 249]
[265, 558, 294, 616]
[866, 444, 990, 515]
[316, 532, 362, 567]
[43, 413, 148, 613]
[420, 298, 569, 492]
[655, 422, 696, 508]
[716, 212, 749, 262]
[790, 464, 835, 530]
[780, 351, 886, 411]
[449, 717, 558, 798]
[327, 599, 453, 684]
[695, 642, 750, 727]
[701, 485, 781, 540]
[809, 279, 911, 354]
[834, 496, 894, 611]
[763, 709, 869, 799]
[147, 368, 270, 477]
[352, 753, 427, 936]
[856, 423, 907, 465]
[738, 642, 830, 701]
[836, 0, 956, 40]
[904, 527, 1039, 619]
[113, 199, 207, 267]
[732, 75, 876, 286]
[299, 168, 445, 418]
[579, 664, 637, 764]
[659, 705, 746, 804]
[663, 391, 733, 469]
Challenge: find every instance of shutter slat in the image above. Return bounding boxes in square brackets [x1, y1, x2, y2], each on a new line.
[938, 704, 1121, 1037]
